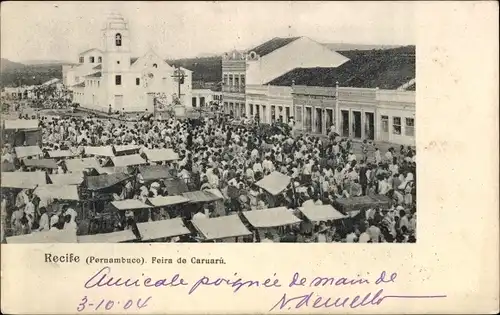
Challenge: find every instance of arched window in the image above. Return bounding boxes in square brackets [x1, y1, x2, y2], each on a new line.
[98, 56, 102, 63]
[115, 33, 122, 47]
[153, 63, 158, 68]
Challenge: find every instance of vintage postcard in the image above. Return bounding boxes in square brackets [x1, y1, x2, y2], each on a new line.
[1, 1, 498, 314]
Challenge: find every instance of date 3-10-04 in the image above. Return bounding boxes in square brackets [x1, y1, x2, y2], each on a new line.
[76, 296, 152, 312]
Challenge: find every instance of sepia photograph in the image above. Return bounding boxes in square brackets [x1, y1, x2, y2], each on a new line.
[1, 1, 416, 244]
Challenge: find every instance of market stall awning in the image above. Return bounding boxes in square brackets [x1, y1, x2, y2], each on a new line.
[143, 148, 179, 162]
[15, 146, 42, 158]
[84, 146, 115, 157]
[183, 190, 221, 203]
[205, 188, 225, 200]
[48, 150, 74, 158]
[255, 171, 291, 195]
[5, 229, 77, 244]
[161, 179, 188, 195]
[95, 166, 130, 175]
[1, 171, 47, 189]
[77, 230, 137, 243]
[111, 154, 146, 167]
[191, 215, 252, 240]
[49, 172, 84, 185]
[23, 158, 58, 169]
[111, 199, 151, 211]
[138, 165, 175, 181]
[299, 204, 347, 222]
[114, 144, 141, 154]
[3, 119, 39, 130]
[136, 218, 191, 241]
[86, 173, 131, 191]
[242, 207, 301, 228]
[333, 195, 392, 212]
[65, 158, 100, 172]
[33, 184, 80, 201]
[148, 195, 190, 207]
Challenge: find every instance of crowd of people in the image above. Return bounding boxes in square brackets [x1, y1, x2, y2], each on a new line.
[1, 109, 417, 243]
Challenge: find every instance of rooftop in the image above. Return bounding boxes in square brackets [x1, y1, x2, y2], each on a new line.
[248, 37, 301, 57]
[86, 72, 102, 78]
[267, 46, 415, 89]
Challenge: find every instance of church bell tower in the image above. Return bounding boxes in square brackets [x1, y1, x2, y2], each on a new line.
[101, 12, 131, 109]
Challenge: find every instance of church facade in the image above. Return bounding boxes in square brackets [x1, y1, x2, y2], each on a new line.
[63, 13, 192, 113]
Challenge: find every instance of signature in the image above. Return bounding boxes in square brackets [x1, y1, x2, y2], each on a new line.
[269, 289, 447, 312]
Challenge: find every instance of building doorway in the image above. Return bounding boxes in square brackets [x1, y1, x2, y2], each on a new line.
[341, 110, 349, 137]
[192, 97, 197, 107]
[380, 115, 389, 141]
[305, 107, 312, 132]
[325, 109, 334, 133]
[114, 95, 123, 110]
[285, 106, 290, 122]
[200, 97, 205, 107]
[353, 111, 362, 138]
[315, 108, 323, 134]
[365, 112, 375, 140]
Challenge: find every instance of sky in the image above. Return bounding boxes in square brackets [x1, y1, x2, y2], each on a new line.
[1, 1, 416, 63]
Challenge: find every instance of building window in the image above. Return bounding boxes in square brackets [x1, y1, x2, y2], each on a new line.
[235, 76, 240, 87]
[241, 75, 245, 86]
[115, 75, 122, 86]
[98, 56, 102, 63]
[89, 56, 95, 63]
[405, 118, 415, 137]
[249, 104, 254, 116]
[153, 63, 158, 68]
[115, 33, 122, 46]
[223, 74, 228, 85]
[192, 97, 197, 107]
[381, 115, 389, 132]
[79, 57, 84, 63]
[136, 78, 140, 86]
[393, 117, 401, 135]
[117, 60, 120, 64]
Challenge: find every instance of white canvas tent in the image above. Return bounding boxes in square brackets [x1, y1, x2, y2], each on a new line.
[136, 218, 190, 241]
[1, 171, 47, 189]
[299, 204, 347, 222]
[77, 230, 137, 243]
[143, 148, 179, 162]
[191, 215, 251, 240]
[255, 171, 291, 195]
[242, 207, 301, 228]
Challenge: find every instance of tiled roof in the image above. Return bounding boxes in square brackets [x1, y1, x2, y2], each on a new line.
[267, 46, 415, 89]
[72, 82, 85, 88]
[86, 71, 102, 78]
[79, 48, 103, 55]
[93, 64, 102, 70]
[130, 57, 139, 65]
[249, 37, 301, 57]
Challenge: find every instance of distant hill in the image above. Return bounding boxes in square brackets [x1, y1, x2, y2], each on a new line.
[1, 58, 25, 72]
[22, 59, 73, 65]
[1, 59, 63, 87]
[167, 56, 222, 83]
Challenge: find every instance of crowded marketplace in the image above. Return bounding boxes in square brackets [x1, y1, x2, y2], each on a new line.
[1, 104, 417, 244]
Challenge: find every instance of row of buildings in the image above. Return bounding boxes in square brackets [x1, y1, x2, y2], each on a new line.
[220, 38, 416, 146]
[60, 13, 415, 145]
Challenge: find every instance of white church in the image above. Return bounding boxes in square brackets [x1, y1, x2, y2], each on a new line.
[63, 13, 192, 113]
